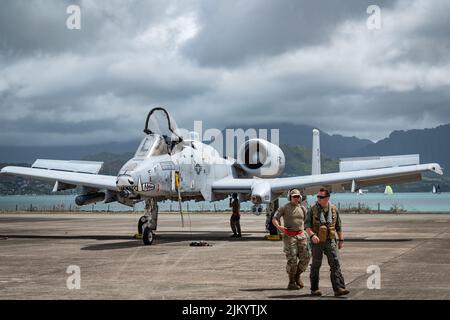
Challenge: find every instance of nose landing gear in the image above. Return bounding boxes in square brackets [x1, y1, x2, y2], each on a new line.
[138, 216, 147, 235]
[136, 198, 159, 245]
[143, 226, 155, 245]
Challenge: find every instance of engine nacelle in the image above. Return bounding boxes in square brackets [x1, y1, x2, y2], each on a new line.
[237, 139, 285, 178]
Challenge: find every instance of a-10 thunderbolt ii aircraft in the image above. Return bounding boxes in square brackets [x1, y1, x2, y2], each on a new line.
[0, 107, 444, 245]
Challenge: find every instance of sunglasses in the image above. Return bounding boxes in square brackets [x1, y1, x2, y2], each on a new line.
[317, 195, 329, 199]
[292, 195, 301, 198]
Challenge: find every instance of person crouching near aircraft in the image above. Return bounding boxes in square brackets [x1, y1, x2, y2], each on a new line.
[272, 189, 310, 290]
[300, 190, 309, 209]
[305, 188, 350, 297]
[229, 193, 242, 238]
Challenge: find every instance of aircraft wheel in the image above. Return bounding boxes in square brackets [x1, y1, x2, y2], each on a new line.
[143, 226, 155, 245]
[138, 216, 148, 234]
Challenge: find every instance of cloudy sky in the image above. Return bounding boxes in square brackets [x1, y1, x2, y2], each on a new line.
[1, 0, 450, 146]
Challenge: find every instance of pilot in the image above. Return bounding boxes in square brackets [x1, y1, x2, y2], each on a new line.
[272, 189, 310, 290]
[305, 188, 349, 297]
[229, 193, 242, 238]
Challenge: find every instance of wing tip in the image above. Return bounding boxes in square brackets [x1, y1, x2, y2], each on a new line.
[429, 163, 444, 175]
[0, 166, 12, 175]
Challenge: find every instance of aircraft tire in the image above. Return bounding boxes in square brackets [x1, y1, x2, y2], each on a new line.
[143, 226, 154, 245]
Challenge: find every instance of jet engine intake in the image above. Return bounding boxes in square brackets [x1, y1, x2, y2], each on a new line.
[237, 139, 285, 178]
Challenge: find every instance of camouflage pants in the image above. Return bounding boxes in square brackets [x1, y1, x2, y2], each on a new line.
[310, 239, 346, 291]
[283, 235, 310, 275]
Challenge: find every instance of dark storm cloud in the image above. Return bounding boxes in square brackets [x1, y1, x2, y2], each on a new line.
[0, 0, 191, 58]
[181, 0, 395, 67]
[0, 0, 450, 146]
[0, 0, 97, 57]
[0, 115, 121, 134]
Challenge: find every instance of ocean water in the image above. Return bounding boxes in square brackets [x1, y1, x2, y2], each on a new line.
[0, 193, 449, 213]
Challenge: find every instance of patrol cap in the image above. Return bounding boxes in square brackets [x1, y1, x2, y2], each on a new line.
[290, 189, 301, 197]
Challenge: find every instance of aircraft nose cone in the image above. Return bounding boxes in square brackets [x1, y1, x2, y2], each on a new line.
[116, 175, 135, 188]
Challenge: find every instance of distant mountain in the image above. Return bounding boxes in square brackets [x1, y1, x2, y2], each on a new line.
[0, 162, 55, 195]
[0, 141, 140, 164]
[281, 144, 338, 176]
[357, 124, 450, 173]
[225, 123, 374, 158]
[81, 152, 133, 175]
[248, 122, 450, 177]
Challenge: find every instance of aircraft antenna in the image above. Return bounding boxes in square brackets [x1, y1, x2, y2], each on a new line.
[176, 175, 185, 228]
[175, 171, 184, 228]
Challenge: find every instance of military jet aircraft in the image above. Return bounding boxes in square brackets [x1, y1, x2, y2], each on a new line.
[0, 107, 443, 245]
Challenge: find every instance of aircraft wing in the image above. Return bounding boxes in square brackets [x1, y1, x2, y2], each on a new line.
[212, 163, 443, 200]
[0, 162, 118, 191]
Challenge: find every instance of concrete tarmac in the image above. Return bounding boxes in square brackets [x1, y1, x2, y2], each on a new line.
[1, 212, 449, 300]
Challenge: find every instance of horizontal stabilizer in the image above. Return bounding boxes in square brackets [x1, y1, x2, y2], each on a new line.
[339, 154, 419, 172]
[32, 159, 104, 174]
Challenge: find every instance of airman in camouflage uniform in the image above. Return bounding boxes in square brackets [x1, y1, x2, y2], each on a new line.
[272, 189, 310, 290]
[305, 188, 350, 297]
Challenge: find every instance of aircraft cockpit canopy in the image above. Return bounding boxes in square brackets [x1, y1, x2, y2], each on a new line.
[143, 107, 183, 147]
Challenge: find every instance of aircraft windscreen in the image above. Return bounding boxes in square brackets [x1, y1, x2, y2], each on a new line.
[144, 108, 182, 143]
[135, 135, 168, 158]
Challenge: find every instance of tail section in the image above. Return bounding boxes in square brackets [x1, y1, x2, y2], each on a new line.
[312, 129, 321, 175]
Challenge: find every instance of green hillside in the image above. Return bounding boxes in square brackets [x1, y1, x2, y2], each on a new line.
[0, 163, 55, 195]
[281, 144, 338, 176]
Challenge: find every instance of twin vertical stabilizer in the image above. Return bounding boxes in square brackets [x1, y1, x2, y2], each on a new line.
[312, 129, 321, 175]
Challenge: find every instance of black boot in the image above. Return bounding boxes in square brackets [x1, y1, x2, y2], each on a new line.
[295, 271, 304, 289]
[287, 272, 300, 290]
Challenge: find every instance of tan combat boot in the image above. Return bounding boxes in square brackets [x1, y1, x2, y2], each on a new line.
[287, 272, 300, 290]
[295, 271, 304, 289]
[334, 288, 350, 297]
